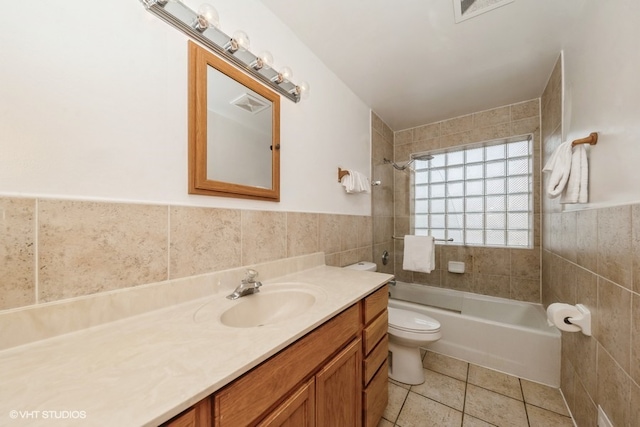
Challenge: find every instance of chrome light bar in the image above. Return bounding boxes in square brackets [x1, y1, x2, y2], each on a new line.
[140, 0, 303, 102]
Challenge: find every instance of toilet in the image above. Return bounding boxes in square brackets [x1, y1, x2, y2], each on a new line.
[386, 306, 442, 384]
[345, 261, 443, 385]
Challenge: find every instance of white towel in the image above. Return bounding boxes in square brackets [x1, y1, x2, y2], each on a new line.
[340, 170, 370, 193]
[560, 145, 588, 204]
[402, 235, 435, 273]
[542, 141, 589, 204]
[542, 141, 573, 198]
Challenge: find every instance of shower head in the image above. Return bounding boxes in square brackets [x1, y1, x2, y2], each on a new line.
[384, 153, 433, 171]
[411, 153, 434, 161]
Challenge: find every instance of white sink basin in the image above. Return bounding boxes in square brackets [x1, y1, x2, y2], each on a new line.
[193, 283, 325, 328]
[220, 290, 316, 328]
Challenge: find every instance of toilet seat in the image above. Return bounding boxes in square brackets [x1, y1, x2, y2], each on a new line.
[388, 307, 441, 334]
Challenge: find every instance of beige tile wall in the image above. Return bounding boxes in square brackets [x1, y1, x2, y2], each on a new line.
[0, 197, 373, 311]
[390, 99, 542, 302]
[541, 55, 640, 427]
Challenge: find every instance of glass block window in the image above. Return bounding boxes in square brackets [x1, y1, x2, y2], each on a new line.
[413, 138, 533, 248]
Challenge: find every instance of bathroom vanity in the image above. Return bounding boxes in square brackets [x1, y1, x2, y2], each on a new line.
[0, 255, 391, 427]
[164, 285, 389, 427]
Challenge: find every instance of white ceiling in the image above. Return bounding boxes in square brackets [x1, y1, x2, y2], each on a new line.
[258, 0, 587, 131]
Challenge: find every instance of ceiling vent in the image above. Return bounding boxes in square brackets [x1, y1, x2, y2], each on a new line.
[454, 0, 514, 23]
[230, 93, 269, 114]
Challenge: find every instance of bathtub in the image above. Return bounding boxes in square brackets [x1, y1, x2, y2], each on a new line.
[389, 281, 561, 386]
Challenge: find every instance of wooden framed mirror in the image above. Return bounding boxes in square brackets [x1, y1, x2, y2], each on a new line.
[188, 41, 280, 201]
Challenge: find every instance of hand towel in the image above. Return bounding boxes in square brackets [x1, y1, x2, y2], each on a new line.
[340, 170, 370, 193]
[560, 144, 588, 204]
[402, 235, 435, 273]
[542, 141, 573, 199]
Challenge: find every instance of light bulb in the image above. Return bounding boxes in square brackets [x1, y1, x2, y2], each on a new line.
[258, 51, 274, 69]
[278, 66, 293, 83]
[197, 4, 219, 29]
[231, 30, 250, 52]
[296, 81, 310, 99]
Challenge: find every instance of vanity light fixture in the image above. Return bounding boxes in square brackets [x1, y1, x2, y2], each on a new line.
[140, 0, 309, 102]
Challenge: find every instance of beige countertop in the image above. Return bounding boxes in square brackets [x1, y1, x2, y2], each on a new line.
[0, 264, 392, 426]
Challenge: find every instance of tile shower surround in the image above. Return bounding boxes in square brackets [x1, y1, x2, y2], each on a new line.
[372, 112, 395, 277]
[376, 99, 542, 303]
[0, 197, 373, 310]
[541, 56, 640, 427]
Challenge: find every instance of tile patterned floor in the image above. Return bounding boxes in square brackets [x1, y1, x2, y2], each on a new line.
[379, 351, 574, 427]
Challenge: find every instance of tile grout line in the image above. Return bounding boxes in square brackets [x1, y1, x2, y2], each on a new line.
[519, 378, 532, 427]
[393, 385, 411, 426]
[460, 361, 469, 426]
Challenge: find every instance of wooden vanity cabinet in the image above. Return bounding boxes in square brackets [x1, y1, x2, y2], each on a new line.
[257, 338, 362, 427]
[361, 285, 389, 427]
[162, 284, 390, 427]
[214, 304, 361, 426]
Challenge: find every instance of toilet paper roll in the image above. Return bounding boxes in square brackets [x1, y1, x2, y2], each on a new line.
[546, 303, 582, 332]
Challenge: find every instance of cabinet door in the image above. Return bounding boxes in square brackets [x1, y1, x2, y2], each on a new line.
[163, 398, 211, 427]
[257, 378, 315, 427]
[315, 339, 362, 427]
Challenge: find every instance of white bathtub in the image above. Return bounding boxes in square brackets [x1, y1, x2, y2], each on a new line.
[389, 281, 561, 386]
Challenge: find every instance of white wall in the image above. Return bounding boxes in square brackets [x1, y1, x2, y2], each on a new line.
[0, 0, 371, 215]
[562, 0, 640, 209]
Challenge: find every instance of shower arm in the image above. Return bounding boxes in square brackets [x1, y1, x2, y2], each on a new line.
[384, 158, 416, 171]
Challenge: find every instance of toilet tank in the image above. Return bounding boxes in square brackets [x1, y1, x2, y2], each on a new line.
[344, 261, 377, 272]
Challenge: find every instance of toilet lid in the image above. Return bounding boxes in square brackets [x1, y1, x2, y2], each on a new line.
[388, 307, 441, 333]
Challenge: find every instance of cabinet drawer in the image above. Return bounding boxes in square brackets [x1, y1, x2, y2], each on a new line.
[363, 360, 388, 427]
[362, 310, 388, 356]
[363, 334, 388, 386]
[214, 304, 360, 427]
[362, 285, 388, 325]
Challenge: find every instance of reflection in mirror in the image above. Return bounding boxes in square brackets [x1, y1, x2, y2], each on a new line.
[206, 67, 272, 188]
[189, 41, 280, 201]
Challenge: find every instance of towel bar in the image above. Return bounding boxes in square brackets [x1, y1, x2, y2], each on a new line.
[337, 167, 379, 185]
[571, 132, 598, 147]
[337, 167, 350, 182]
[392, 235, 453, 242]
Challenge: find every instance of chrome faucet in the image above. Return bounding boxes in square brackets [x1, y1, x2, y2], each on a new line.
[226, 269, 262, 300]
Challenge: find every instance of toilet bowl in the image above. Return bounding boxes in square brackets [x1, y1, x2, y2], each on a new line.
[387, 306, 441, 384]
[344, 261, 442, 385]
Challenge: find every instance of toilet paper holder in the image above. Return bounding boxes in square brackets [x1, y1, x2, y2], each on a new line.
[564, 304, 591, 336]
[547, 303, 592, 336]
